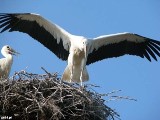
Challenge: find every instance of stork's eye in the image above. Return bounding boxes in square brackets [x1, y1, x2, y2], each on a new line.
[6, 46, 11, 50]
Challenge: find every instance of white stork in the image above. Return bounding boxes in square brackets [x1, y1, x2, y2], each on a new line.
[0, 45, 19, 79]
[0, 13, 160, 84]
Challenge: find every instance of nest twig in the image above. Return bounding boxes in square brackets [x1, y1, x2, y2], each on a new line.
[0, 70, 120, 120]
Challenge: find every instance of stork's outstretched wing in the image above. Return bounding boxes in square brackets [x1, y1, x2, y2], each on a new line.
[87, 32, 160, 65]
[0, 13, 72, 61]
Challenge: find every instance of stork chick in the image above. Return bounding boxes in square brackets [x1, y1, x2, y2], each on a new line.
[0, 45, 19, 79]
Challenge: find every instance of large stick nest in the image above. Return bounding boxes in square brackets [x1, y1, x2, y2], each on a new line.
[0, 70, 119, 120]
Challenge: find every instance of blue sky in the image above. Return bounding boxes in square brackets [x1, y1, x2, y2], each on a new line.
[0, 0, 160, 120]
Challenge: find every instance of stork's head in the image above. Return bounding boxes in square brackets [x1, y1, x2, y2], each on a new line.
[80, 38, 89, 58]
[1, 45, 19, 57]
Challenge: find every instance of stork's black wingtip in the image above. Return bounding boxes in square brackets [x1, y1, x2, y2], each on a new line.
[148, 58, 159, 62]
[147, 58, 152, 62]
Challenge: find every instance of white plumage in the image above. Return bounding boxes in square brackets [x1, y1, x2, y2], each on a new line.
[0, 13, 160, 84]
[0, 45, 19, 79]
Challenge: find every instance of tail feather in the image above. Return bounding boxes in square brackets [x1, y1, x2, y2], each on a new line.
[62, 66, 71, 82]
[62, 65, 89, 83]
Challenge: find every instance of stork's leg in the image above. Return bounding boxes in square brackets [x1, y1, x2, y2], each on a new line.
[69, 65, 73, 83]
[80, 68, 83, 86]
[68, 53, 74, 83]
[80, 59, 85, 86]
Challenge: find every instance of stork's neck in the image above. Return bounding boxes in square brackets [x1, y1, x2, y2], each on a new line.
[2, 53, 13, 61]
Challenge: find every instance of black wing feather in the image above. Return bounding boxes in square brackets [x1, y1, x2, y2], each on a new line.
[145, 46, 157, 61]
[0, 13, 69, 61]
[87, 38, 160, 65]
[148, 43, 160, 57]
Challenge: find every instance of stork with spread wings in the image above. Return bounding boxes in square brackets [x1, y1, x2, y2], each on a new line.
[0, 13, 160, 85]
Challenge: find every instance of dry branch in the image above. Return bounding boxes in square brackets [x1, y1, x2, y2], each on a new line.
[0, 70, 119, 120]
